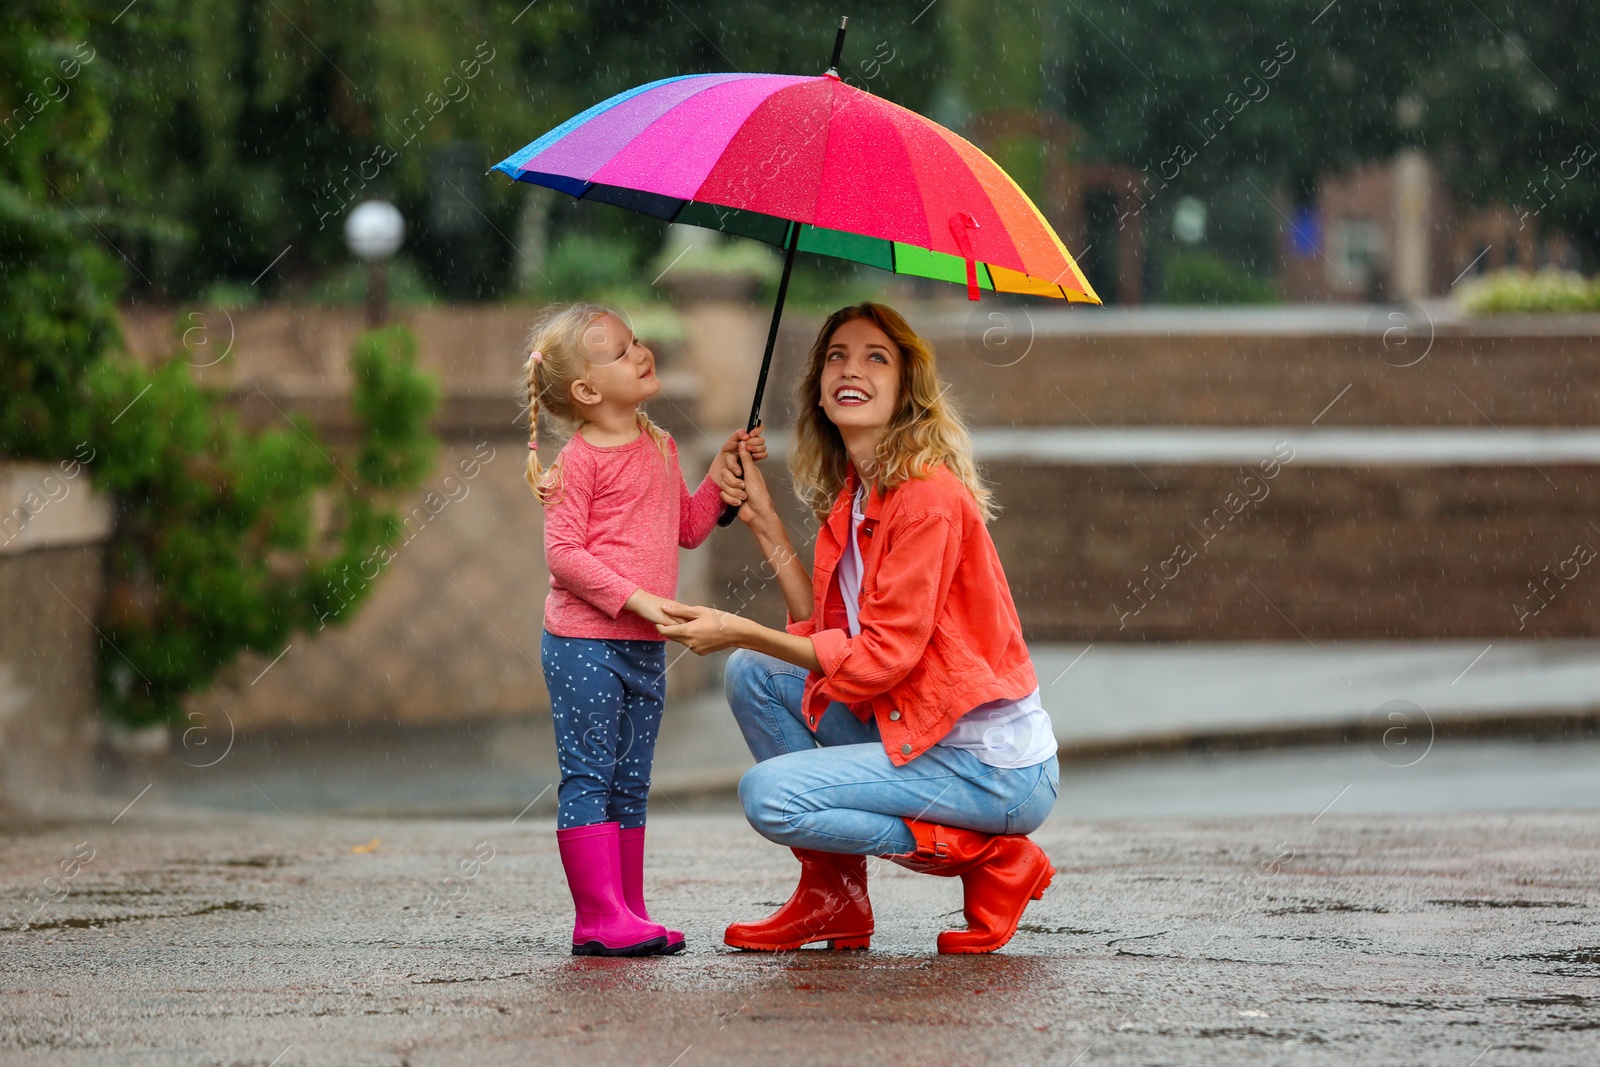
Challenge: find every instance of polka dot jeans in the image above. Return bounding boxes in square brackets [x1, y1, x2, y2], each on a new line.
[541, 631, 666, 830]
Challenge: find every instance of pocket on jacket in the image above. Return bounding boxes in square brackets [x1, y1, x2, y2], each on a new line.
[930, 617, 985, 680]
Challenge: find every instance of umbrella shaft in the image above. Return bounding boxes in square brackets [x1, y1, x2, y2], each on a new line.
[719, 220, 801, 529]
[744, 220, 801, 433]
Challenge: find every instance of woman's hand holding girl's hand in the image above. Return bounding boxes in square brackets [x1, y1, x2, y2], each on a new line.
[656, 603, 744, 654]
[623, 589, 684, 627]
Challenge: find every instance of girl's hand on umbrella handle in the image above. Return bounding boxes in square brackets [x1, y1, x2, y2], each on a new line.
[718, 426, 767, 467]
[713, 450, 748, 506]
[739, 424, 768, 463]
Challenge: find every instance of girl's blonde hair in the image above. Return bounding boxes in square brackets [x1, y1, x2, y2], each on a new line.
[521, 302, 669, 504]
[790, 302, 995, 523]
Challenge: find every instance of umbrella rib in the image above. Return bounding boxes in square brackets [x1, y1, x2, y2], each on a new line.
[804, 79, 841, 234]
[899, 107, 1026, 281]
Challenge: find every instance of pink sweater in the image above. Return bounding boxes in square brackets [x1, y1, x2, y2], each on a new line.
[543, 429, 723, 641]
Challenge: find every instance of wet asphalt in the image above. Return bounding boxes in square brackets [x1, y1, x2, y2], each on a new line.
[2, 801, 1597, 1066]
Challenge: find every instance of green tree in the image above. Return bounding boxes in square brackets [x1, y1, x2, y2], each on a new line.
[1055, 0, 1600, 264]
[3, 2, 439, 727]
[85, 1, 948, 302]
[0, 2, 120, 459]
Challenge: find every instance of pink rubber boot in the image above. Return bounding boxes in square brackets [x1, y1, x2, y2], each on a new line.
[617, 825, 685, 954]
[556, 822, 670, 957]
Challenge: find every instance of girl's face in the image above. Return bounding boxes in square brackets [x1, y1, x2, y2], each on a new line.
[818, 317, 901, 435]
[577, 312, 659, 407]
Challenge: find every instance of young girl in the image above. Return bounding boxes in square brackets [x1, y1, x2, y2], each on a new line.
[522, 302, 764, 957]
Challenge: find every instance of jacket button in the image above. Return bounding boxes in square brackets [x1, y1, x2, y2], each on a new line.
[901, 743, 912, 755]
[888, 710, 901, 721]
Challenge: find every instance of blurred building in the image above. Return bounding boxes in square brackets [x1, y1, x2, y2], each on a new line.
[1279, 149, 1583, 303]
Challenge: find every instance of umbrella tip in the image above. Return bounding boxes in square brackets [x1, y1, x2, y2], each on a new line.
[826, 15, 849, 76]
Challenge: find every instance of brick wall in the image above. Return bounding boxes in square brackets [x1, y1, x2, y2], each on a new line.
[705, 306, 1600, 643]
[117, 304, 718, 732]
[106, 303, 1600, 731]
[757, 308, 1600, 428]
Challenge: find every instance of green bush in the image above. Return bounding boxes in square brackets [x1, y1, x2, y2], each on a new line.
[646, 232, 782, 284]
[1457, 269, 1600, 314]
[1161, 250, 1280, 305]
[304, 257, 440, 309]
[541, 232, 643, 301]
[85, 326, 438, 726]
[3, 5, 441, 727]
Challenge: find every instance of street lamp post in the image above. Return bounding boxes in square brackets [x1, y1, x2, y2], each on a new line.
[344, 200, 405, 327]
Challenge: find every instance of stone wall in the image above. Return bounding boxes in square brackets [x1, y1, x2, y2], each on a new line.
[0, 461, 112, 810]
[754, 306, 1600, 428]
[102, 302, 1600, 732]
[191, 436, 724, 732]
[697, 457, 1600, 644]
[117, 303, 726, 733]
[991, 462, 1600, 641]
[707, 305, 1600, 643]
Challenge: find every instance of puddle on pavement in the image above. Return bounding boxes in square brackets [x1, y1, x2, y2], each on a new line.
[165, 855, 292, 868]
[7, 900, 267, 932]
[1016, 924, 1105, 935]
[1264, 900, 1389, 915]
[1500, 945, 1600, 976]
[1428, 898, 1584, 909]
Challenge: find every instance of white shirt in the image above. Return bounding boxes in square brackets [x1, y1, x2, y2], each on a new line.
[834, 485, 1057, 769]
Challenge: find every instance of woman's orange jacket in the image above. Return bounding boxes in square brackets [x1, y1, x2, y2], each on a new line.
[785, 463, 1037, 765]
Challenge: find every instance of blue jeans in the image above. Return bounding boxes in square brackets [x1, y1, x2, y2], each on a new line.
[542, 632, 666, 830]
[726, 649, 1060, 856]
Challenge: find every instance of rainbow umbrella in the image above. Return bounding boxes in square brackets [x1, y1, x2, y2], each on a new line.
[492, 20, 1098, 515]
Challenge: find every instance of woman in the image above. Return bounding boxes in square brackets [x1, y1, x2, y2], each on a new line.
[658, 303, 1059, 954]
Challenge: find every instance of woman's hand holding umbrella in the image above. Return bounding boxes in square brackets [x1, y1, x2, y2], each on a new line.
[663, 449, 820, 670]
[714, 439, 776, 527]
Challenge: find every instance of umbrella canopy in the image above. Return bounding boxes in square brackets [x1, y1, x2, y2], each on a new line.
[492, 72, 1099, 304]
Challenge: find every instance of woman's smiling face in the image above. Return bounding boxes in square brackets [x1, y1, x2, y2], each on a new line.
[818, 317, 901, 433]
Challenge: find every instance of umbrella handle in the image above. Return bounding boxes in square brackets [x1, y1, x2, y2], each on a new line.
[718, 219, 803, 528]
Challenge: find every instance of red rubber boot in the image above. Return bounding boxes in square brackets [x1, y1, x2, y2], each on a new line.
[616, 825, 685, 954]
[884, 820, 1054, 954]
[723, 848, 873, 951]
[556, 822, 671, 957]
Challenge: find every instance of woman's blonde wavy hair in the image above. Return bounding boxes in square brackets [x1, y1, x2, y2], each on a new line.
[520, 302, 669, 505]
[790, 302, 994, 523]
